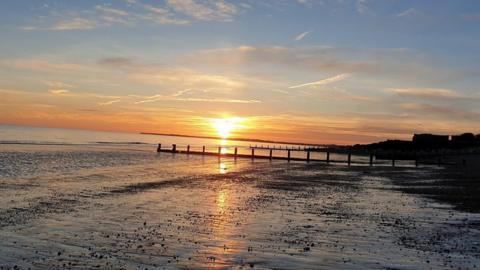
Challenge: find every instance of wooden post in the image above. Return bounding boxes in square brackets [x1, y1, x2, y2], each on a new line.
[369, 152, 373, 166]
[218, 147, 222, 155]
[307, 151, 310, 163]
[326, 151, 330, 164]
[287, 149, 291, 161]
[234, 147, 238, 156]
[202, 146, 205, 154]
[187, 145, 190, 154]
[269, 149, 273, 160]
[172, 144, 176, 153]
[392, 152, 395, 167]
[157, 143, 161, 152]
[347, 151, 351, 166]
[251, 148, 255, 159]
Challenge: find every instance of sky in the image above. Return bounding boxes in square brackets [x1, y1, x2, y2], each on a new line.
[0, 0, 479, 144]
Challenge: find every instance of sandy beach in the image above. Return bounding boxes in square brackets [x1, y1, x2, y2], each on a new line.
[0, 144, 479, 269]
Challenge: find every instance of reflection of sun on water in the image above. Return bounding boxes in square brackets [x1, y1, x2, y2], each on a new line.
[217, 190, 227, 214]
[220, 139, 228, 154]
[219, 162, 227, 174]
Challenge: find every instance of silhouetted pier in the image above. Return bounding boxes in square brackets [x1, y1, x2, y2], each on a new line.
[155, 143, 475, 167]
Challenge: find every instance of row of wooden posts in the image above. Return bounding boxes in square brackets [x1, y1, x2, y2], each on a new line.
[156, 143, 418, 166]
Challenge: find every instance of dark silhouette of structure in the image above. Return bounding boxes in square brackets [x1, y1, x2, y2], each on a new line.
[413, 134, 450, 148]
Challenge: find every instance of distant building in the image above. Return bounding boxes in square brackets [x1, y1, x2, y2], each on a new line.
[412, 133, 449, 148]
[451, 133, 476, 142]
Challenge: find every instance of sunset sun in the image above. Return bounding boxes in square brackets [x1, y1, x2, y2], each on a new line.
[210, 117, 243, 139]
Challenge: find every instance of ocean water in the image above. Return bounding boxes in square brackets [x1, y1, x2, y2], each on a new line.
[0, 124, 410, 165]
[1, 125, 479, 269]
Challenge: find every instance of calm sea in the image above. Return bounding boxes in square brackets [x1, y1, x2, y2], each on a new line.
[0, 124, 326, 160]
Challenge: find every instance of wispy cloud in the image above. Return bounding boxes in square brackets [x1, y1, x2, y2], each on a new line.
[356, 0, 374, 15]
[167, 0, 237, 21]
[294, 30, 312, 41]
[49, 89, 71, 95]
[95, 5, 129, 17]
[396, 8, 424, 19]
[387, 87, 460, 99]
[0, 59, 85, 73]
[289, 74, 349, 89]
[400, 102, 480, 120]
[185, 45, 474, 85]
[98, 99, 121, 106]
[165, 0, 237, 21]
[23, 0, 240, 31]
[134, 94, 260, 104]
[51, 18, 97, 30]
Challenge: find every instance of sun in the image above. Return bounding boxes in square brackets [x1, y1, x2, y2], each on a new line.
[211, 117, 243, 139]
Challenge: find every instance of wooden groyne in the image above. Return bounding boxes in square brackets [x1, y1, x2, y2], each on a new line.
[155, 143, 473, 167]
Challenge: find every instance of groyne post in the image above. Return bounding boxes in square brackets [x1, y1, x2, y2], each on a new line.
[218, 147, 222, 155]
[157, 143, 161, 152]
[369, 152, 374, 166]
[202, 146, 205, 154]
[347, 151, 352, 166]
[187, 145, 190, 154]
[307, 151, 310, 163]
[251, 148, 255, 160]
[269, 149, 273, 160]
[326, 151, 330, 164]
[392, 152, 395, 167]
[287, 149, 291, 162]
[234, 147, 238, 156]
[172, 144, 176, 153]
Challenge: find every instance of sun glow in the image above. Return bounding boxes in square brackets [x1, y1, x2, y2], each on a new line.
[211, 117, 244, 139]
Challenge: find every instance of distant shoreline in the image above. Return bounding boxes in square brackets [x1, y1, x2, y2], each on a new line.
[140, 132, 325, 146]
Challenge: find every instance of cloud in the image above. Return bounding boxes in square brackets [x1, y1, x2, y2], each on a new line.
[289, 74, 349, 89]
[400, 102, 480, 120]
[0, 59, 85, 73]
[129, 68, 246, 91]
[51, 18, 97, 30]
[98, 57, 136, 67]
[396, 8, 424, 19]
[134, 94, 260, 104]
[387, 87, 460, 99]
[25, 0, 236, 31]
[95, 5, 129, 17]
[46, 81, 74, 95]
[296, 0, 312, 6]
[172, 88, 193, 97]
[184, 45, 475, 85]
[356, 0, 374, 15]
[294, 30, 312, 41]
[98, 99, 121, 106]
[49, 89, 70, 95]
[185, 46, 377, 74]
[166, 0, 237, 21]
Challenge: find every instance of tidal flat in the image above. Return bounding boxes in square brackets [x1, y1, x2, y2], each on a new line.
[0, 144, 479, 269]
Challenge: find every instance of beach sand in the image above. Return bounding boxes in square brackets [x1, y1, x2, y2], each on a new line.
[0, 144, 479, 269]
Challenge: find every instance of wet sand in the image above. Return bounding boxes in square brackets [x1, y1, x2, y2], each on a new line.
[0, 145, 479, 269]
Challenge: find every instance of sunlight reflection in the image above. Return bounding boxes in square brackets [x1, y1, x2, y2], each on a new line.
[219, 162, 228, 174]
[219, 139, 228, 154]
[217, 190, 227, 214]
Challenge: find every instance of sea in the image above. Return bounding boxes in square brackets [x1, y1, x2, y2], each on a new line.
[1, 124, 478, 269]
